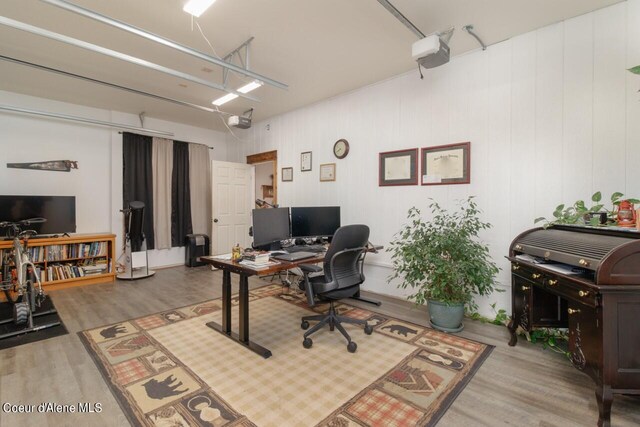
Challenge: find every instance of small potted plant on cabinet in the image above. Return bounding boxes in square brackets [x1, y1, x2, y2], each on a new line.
[388, 197, 500, 332]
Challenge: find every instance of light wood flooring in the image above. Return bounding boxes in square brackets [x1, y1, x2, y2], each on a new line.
[0, 266, 638, 426]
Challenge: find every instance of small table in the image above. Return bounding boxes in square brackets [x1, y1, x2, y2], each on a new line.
[199, 254, 324, 359]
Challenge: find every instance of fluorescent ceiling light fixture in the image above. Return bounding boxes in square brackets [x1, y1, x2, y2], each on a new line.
[212, 93, 238, 106]
[238, 80, 263, 94]
[183, 0, 217, 17]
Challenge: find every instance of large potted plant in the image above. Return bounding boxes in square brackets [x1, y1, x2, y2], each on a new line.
[388, 197, 500, 332]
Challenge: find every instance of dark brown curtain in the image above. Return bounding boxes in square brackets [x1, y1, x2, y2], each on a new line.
[123, 132, 155, 250]
[171, 141, 193, 246]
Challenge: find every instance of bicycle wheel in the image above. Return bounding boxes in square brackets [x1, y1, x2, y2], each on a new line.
[26, 270, 36, 310]
[13, 301, 29, 325]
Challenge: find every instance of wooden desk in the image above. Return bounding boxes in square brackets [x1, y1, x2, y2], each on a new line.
[199, 254, 324, 359]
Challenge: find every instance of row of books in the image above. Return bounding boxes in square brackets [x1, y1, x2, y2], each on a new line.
[38, 260, 110, 282]
[44, 242, 109, 261]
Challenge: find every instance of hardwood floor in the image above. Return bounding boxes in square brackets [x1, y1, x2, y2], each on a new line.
[0, 266, 638, 426]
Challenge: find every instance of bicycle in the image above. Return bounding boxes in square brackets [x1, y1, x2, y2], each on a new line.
[0, 218, 60, 339]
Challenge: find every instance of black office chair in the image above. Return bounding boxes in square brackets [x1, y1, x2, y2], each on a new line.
[299, 224, 373, 353]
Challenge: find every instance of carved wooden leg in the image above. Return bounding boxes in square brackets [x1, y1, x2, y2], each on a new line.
[507, 317, 518, 346]
[595, 385, 613, 427]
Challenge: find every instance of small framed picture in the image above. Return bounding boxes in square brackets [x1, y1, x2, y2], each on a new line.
[301, 151, 312, 172]
[421, 142, 470, 185]
[262, 185, 273, 198]
[282, 167, 293, 182]
[320, 163, 336, 182]
[379, 148, 418, 186]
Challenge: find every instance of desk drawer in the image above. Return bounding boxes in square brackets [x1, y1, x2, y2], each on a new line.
[549, 280, 598, 308]
[511, 262, 598, 308]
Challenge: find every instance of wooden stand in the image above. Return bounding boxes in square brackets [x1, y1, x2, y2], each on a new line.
[0, 233, 116, 291]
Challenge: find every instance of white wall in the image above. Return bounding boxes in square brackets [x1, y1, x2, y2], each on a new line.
[0, 90, 229, 268]
[229, 0, 640, 317]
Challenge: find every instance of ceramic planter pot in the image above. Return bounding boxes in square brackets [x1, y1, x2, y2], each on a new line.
[428, 299, 464, 332]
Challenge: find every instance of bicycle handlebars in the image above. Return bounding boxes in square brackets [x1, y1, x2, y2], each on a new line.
[0, 218, 47, 239]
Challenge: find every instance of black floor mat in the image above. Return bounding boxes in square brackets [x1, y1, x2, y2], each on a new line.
[0, 296, 68, 350]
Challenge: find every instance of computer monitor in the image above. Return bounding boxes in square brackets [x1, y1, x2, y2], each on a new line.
[252, 207, 291, 249]
[291, 206, 341, 239]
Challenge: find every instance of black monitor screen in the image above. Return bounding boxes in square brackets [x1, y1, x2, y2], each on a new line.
[291, 206, 341, 238]
[0, 195, 76, 235]
[252, 207, 290, 247]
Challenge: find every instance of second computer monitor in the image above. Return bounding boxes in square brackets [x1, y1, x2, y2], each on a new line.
[291, 206, 341, 239]
[252, 207, 290, 249]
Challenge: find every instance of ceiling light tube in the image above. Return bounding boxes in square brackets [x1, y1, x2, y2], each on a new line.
[212, 93, 238, 106]
[183, 0, 217, 17]
[238, 80, 263, 94]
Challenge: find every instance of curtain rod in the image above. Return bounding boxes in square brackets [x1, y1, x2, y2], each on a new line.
[118, 131, 214, 149]
[1, 105, 174, 137]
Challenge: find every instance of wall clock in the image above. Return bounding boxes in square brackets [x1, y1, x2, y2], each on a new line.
[333, 139, 350, 159]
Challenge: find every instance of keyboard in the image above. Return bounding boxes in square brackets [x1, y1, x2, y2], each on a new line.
[285, 244, 326, 253]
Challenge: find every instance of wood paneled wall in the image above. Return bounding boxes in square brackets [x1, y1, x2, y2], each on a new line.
[230, 1, 640, 316]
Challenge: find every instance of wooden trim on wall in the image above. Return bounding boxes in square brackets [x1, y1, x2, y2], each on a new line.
[246, 150, 278, 205]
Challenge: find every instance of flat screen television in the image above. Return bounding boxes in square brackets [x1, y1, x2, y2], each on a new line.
[252, 207, 290, 249]
[291, 206, 341, 238]
[0, 195, 76, 235]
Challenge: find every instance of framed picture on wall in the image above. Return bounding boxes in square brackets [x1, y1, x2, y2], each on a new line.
[320, 163, 336, 182]
[262, 185, 274, 198]
[379, 148, 418, 186]
[421, 142, 470, 185]
[282, 167, 293, 182]
[301, 151, 312, 171]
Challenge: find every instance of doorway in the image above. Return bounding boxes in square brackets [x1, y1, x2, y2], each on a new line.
[246, 150, 277, 208]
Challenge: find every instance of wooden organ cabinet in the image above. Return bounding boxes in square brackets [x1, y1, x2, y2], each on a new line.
[507, 225, 640, 427]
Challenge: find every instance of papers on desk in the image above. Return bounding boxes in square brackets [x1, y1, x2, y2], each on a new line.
[515, 254, 545, 264]
[238, 259, 280, 270]
[212, 253, 233, 260]
[536, 263, 586, 275]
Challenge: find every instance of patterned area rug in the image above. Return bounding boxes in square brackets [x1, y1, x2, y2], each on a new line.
[79, 285, 493, 427]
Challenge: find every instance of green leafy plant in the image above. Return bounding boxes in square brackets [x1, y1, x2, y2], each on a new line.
[387, 197, 501, 312]
[467, 302, 508, 326]
[467, 304, 569, 357]
[523, 328, 569, 357]
[534, 191, 640, 228]
[630, 65, 640, 75]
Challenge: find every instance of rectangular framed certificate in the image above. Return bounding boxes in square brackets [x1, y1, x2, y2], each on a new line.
[379, 148, 418, 186]
[320, 163, 336, 182]
[421, 142, 470, 185]
[282, 167, 293, 182]
[301, 151, 312, 172]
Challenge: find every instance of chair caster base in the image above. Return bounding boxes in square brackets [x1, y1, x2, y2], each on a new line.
[303, 337, 313, 349]
[301, 320, 309, 330]
[364, 324, 373, 335]
[347, 341, 357, 353]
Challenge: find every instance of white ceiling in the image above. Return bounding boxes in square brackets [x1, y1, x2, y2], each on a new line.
[0, 0, 622, 131]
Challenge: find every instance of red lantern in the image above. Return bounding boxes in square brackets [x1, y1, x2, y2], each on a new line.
[617, 200, 636, 227]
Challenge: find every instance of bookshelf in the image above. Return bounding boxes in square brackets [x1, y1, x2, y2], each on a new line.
[0, 233, 116, 290]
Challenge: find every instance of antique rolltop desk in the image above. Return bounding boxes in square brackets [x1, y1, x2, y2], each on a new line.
[507, 225, 640, 427]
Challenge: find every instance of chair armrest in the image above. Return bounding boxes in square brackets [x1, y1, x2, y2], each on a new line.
[299, 264, 323, 274]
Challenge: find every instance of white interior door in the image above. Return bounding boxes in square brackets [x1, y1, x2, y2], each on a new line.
[211, 160, 254, 255]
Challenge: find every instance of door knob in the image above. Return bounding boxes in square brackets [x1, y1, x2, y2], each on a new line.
[213, 218, 219, 223]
